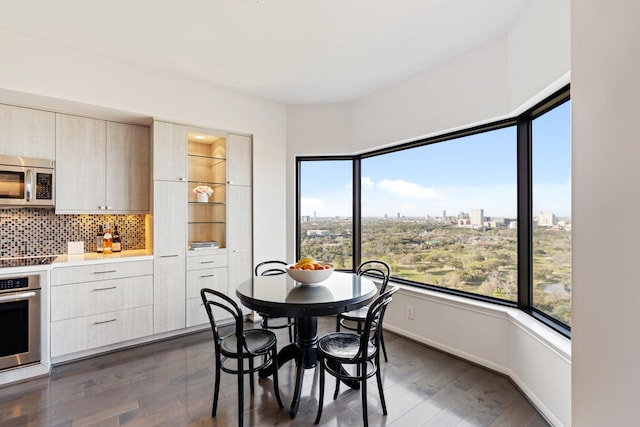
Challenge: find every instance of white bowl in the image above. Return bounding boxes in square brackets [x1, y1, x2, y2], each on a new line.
[286, 264, 334, 284]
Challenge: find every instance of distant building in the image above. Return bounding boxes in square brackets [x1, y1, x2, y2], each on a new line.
[538, 212, 556, 227]
[470, 209, 484, 227]
[508, 221, 518, 229]
[458, 218, 471, 226]
[307, 229, 330, 237]
[301, 215, 311, 223]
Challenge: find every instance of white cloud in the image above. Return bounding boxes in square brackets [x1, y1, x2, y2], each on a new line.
[361, 176, 375, 190]
[377, 179, 441, 199]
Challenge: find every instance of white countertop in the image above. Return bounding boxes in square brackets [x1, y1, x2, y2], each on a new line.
[0, 250, 153, 276]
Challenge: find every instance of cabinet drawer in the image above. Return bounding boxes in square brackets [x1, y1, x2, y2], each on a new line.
[51, 305, 153, 357]
[187, 253, 227, 271]
[186, 267, 227, 299]
[187, 296, 232, 328]
[51, 275, 153, 321]
[52, 260, 153, 286]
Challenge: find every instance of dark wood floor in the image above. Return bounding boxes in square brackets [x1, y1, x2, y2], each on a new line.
[0, 317, 550, 426]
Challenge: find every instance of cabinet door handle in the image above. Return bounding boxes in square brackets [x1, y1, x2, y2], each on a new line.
[93, 270, 117, 274]
[160, 254, 179, 258]
[92, 286, 117, 291]
[93, 318, 116, 325]
[200, 274, 214, 278]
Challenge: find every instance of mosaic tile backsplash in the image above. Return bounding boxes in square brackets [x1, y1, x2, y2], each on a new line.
[0, 208, 146, 257]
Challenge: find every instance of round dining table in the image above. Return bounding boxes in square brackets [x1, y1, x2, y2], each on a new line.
[236, 271, 377, 418]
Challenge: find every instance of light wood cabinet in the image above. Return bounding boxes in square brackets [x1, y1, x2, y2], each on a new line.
[226, 133, 252, 186]
[0, 104, 55, 159]
[227, 185, 253, 314]
[186, 252, 228, 327]
[55, 114, 150, 213]
[50, 260, 154, 358]
[152, 121, 187, 182]
[153, 180, 187, 333]
[55, 114, 107, 212]
[106, 122, 150, 212]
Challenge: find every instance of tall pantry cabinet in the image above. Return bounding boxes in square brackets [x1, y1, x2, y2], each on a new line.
[226, 133, 253, 314]
[151, 121, 187, 333]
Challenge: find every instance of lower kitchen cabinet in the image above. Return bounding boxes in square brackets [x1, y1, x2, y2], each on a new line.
[186, 251, 229, 327]
[50, 259, 153, 358]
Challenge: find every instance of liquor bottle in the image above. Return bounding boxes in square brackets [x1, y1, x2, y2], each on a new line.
[96, 225, 104, 253]
[112, 225, 122, 252]
[103, 223, 113, 254]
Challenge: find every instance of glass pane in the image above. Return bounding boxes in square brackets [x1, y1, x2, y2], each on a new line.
[298, 160, 353, 270]
[361, 127, 518, 301]
[532, 101, 571, 325]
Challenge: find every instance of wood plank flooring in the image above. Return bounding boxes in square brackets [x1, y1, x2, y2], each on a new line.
[0, 317, 550, 426]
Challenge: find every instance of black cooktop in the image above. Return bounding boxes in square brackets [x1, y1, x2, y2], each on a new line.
[0, 256, 58, 268]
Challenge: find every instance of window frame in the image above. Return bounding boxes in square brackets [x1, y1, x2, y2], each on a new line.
[295, 85, 571, 337]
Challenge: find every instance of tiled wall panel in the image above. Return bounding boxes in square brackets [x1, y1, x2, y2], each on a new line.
[0, 208, 145, 257]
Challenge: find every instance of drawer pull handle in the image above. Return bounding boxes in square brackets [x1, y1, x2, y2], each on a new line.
[93, 318, 116, 325]
[160, 255, 179, 258]
[200, 274, 214, 278]
[93, 286, 117, 291]
[200, 261, 215, 264]
[94, 270, 117, 274]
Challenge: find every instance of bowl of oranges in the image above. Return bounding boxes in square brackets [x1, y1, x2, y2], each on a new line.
[287, 257, 334, 284]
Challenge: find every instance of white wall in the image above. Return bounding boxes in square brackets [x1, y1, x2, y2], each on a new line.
[286, 1, 572, 425]
[0, 29, 288, 264]
[571, 0, 640, 425]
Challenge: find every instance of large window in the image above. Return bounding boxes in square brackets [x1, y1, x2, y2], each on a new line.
[532, 100, 572, 325]
[361, 127, 518, 301]
[298, 159, 353, 270]
[296, 87, 571, 333]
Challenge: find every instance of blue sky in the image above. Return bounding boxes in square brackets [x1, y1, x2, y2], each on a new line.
[301, 101, 571, 218]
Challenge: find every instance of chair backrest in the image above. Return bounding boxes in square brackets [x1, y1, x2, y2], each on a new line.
[255, 260, 288, 276]
[356, 260, 391, 293]
[359, 285, 398, 359]
[200, 288, 245, 353]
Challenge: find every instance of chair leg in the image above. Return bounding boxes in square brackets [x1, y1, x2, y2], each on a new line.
[333, 362, 341, 400]
[336, 314, 341, 332]
[212, 361, 221, 417]
[249, 357, 255, 392]
[238, 357, 244, 427]
[380, 330, 389, 363]
[271, 347, 284, 409]
[314, 357, 326, 424]
[375, 353, 388, 415]
[361, 359, 369, 427]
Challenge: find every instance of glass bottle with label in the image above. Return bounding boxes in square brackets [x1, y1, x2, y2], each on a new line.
[96, 225, 104, 253]
[103, 223, 113, 254]
[112, 225, 122, 252]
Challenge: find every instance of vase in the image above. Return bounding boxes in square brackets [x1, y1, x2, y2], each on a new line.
[197, 193, 209, 203]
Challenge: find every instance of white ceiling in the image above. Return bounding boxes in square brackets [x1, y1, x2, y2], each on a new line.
[0, 0, 532, 105]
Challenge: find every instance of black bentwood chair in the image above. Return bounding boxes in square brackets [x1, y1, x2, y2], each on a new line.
[336, 260, 392, 362]
[255, 260, 296, 343]
[200, 288, 284, 426]
[315, 286, 399, 426]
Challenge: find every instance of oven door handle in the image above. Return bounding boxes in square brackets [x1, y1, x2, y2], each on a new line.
[0, 291, 36, 302]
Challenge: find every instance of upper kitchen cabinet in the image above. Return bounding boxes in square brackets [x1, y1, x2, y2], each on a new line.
[152, 121, 186, 182]
[226, 133, 252, 186]
[55, 114, 150, 214]
[0, 104, 55, 160]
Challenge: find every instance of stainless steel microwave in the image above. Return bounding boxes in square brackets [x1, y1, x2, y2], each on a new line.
[0, 155, 55, 207]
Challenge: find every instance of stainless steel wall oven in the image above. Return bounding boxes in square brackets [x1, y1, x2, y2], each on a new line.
[0, 274, 41, 370]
